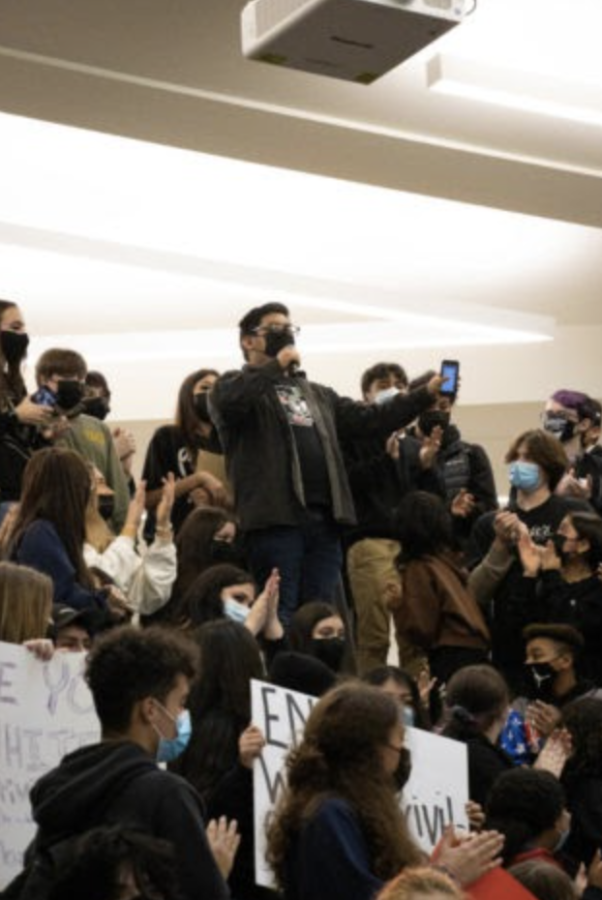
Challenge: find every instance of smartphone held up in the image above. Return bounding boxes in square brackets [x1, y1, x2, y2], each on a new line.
[440, 360, 460, 398]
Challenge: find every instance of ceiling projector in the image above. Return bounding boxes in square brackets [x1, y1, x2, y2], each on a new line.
[241, 0, 467, 84]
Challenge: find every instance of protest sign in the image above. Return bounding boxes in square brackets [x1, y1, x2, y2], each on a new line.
[251, 679, 469, 888]
[0, 642, 100, 889]
[251, 679, 316, 888]
[402, 725, 469, 853]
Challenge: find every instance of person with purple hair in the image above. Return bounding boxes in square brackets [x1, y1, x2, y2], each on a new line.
[543, 390, 602, 513]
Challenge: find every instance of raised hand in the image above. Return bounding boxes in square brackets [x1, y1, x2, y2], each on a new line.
[534, 727, 572, 778]
[492, 510, 522, 547]
[206, 816, 241, 880]
[262, 568, 283, 640]
[540, 539, 562, 572]
[419, 425, 443, 470]
[435, 826, 504, 887]
[451, 488, 476, 519]
[526, 701, 562, 739]
[517, 531, 542, 577]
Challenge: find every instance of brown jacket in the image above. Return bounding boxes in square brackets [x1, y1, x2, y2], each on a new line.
[392, 552, 490, 651]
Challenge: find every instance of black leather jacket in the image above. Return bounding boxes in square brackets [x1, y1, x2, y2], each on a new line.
[210, 361, 434, 532]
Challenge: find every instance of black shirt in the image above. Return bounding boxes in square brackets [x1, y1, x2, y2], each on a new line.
[274, 381, 331, 507]
[467, 494, 588, 687]
[142, 424, 223, 539]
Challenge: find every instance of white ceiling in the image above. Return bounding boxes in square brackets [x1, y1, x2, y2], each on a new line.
[0, 0, 601, 416]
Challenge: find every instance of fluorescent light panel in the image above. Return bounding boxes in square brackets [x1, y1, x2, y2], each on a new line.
[428, 55, 602, 127]
[0, 109, 564, 366]
[28, 319, 551, 368]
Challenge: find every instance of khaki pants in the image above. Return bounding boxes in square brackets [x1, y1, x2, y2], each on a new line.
[347, 537, 426, 678]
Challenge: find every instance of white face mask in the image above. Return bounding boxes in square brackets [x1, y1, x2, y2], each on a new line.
[223, 597, 250, 624]
[374, 386, 399, 405]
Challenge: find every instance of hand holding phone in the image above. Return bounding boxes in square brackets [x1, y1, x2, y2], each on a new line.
[440, 360, 460, 397]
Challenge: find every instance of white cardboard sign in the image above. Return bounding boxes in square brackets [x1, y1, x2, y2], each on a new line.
[0, 642, 100, 889]
[251, 679, 469, 889]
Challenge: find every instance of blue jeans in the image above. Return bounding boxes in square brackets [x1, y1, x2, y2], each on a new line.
[246, 509, 343, 628]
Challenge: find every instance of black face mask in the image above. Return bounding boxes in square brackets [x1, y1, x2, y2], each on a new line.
[310, 637, 346, 673]
[83, 396, 110, 421]
[524, 661, 557, 699]
[418, 410, 451, 436]
[1, 330, 30, 365]
[543, 414, 575, 444]
[56, 380, 85, 411]
[193, 392, 211, 422]
[393, 746, 413, 793]
[98, 495, 115, 521]
[264, 329, 295, 359]
[209, 538, 244, 566]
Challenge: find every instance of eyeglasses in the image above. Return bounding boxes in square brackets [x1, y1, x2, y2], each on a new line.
[250, 324, 301, 336]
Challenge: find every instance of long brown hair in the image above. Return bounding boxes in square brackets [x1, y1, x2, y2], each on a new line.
[266, 683, 423, 888]
[171, 505, 236, 602]
[172, 620, 264, 800]
[7, 447, 95, 588]
[0, 561, 53, 643]
[174, 368, 219, 457]
[0, 300, 27, 407]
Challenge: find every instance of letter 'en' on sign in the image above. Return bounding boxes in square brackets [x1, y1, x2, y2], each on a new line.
[250, 679, 470, 890]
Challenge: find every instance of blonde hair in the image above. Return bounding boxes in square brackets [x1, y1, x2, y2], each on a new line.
[0, 562, 53, 643]
[377, 867, 466, 900]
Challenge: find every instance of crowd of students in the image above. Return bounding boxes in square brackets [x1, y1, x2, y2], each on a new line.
[2, 296, 602, 900]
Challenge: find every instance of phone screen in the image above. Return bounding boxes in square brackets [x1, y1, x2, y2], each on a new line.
[440, 361, 459, 396]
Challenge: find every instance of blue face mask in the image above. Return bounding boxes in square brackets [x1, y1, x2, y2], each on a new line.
[401, 705, 416, 728]
[223, 597, 250, 625]
[152, 703, 192, 763]
[509, 460, 541, 493]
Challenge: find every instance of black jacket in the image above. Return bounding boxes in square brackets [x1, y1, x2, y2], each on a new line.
[575, 445, 602, 516]
[342, 431, 445, 545]
[0, 410, 47, 502]
[438, 426, 497, 506]
[467, 495, 588, 689]
[510, 570, 602, 686]
[210, 362, 434, 532]
[29, 740, 229, 900]
[437, 425, 498, 545]
[562, 767, 602, 874]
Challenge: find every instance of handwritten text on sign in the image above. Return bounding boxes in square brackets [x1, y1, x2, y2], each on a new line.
[0, 642, 100, 889]
[251, 679, 469, 888]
